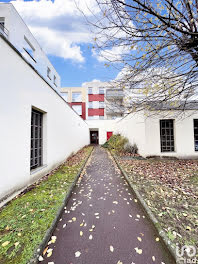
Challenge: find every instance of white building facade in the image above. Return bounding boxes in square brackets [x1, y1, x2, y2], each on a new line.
[0, 3, 60, 90]
[115, 109, 198, 158]
[0, 4, 89, 202]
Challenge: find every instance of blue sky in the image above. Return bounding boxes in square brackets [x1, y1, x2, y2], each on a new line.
[1, 0, 120, 86]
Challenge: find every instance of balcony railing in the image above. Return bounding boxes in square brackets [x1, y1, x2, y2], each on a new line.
[106, 89, 124, 99]
[0, 25, 9, 39]
[106, 106, 125, 114]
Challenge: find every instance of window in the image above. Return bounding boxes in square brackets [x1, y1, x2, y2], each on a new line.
[53, 75, 57, 86]
[99, 88, 105, 94]
[72, 92, 82, 102]
[47, 67, 51, 80]
[99, 116, 104, 120]
[160, 119, 175, 152]
[88, 116, 94, 120]
[194, 119, 198, 151]
[88, 102, 93, 108]
[88, 88, 93, 94]
[72, 105, 82, 115]
[24, 36, 35, 61]
[62, 92, 68, 102]
[99, 101, 105, 108]
[31, 109, 43, 170]
[0, 17, 5, 32]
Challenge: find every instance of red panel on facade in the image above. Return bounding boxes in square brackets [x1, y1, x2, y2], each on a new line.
[107, 132, 113, 141]
[89, 94, 104, 102]
[69, 102, 86, 120]
[88, 108, 104, 116]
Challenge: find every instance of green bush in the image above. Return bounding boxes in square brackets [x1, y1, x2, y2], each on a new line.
[102, 134, 128, 153]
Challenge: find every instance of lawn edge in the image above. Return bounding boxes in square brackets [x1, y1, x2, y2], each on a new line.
[110, 150, 178, 264]
[28, 146, 94, 264]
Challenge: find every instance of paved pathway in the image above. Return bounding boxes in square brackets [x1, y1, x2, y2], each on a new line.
[42, 147, 175, 264]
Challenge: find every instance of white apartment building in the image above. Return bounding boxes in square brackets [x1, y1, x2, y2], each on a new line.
[0, 3, 60, 90]
[61, 81, 125, 120]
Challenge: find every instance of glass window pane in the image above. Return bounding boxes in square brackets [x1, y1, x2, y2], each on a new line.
[72, 92, 82, 102]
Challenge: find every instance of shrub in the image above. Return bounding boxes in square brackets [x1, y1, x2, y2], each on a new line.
[124, 142, 138, 154]
[103, 134, 128, 153]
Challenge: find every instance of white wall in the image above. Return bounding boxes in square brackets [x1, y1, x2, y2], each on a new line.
[0, 36, 89, 200]
[0, 3, 61, 90]
[115, 110, 198, 158]
[115, 112, 146, 156]
[86, 120, 118, 144]
[145, 111, 198, 158]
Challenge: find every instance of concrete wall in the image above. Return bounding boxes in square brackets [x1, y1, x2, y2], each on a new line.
[0, 36, 89, 200]
[0, 3, 60, 90]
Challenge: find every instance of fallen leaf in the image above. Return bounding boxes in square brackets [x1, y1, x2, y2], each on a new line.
[134, 247, 142, 254]
[2, 241, 10, 247]
[75, 251, 81, 257]
[38, 256, 44, 262]
[43, 247, 48, 256]
[80, 231, 83, 236]
[110, 245, 114, 252]
[47, 251, 52, 258]
[155, 237, 160, 242]
[152, 256, 156, 261]
[137, 237, 142, 242]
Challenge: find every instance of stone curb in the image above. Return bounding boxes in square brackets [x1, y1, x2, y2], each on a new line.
[28, 147, 94, 264]
[110, 151, 178, 264]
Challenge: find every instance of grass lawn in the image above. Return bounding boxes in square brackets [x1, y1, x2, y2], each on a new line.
[0, 146, 92, 264]
[117, 155, 198, 253]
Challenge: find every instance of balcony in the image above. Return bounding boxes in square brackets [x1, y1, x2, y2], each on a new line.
[106, 105, 125, 115]
[106, 89, 124, 99]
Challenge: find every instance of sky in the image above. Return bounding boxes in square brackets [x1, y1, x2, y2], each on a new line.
[1, 0, 121, 87]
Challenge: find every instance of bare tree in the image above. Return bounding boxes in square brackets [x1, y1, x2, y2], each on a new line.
[83, 0, 198, 113]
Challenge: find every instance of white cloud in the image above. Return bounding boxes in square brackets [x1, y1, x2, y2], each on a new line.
[82, 79, 101, 86]
[11, 0, 98, 62]
[94, 46, 131, 62]
[30, 26, 85, 62]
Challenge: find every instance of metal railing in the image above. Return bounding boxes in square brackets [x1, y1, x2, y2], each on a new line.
[106, 89, 124, 99]
[0, 25, 9, 39]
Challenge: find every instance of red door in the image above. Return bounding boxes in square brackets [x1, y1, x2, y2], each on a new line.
[107, 132, 113, 141]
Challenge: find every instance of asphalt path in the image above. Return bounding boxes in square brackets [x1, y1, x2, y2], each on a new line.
[42, 146, 175, 264]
